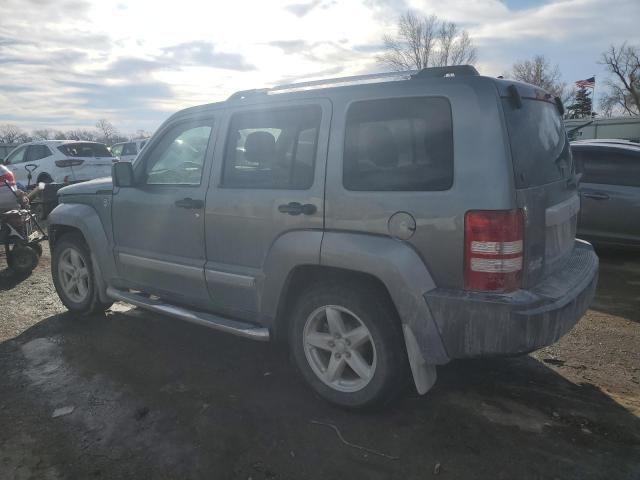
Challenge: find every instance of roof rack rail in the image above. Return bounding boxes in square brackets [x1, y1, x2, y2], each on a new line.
[226, 65, 479, 100]
[270, 70, 418, 93]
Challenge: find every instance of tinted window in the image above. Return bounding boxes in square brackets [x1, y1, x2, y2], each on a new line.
[222, 106, 321, 189]
[144, 122, 213, 185]
[122, 143, 137, 155]
[26, 145, 52, 162]
[111, 144, 123, 156]
[502, 98, 572, 188]
[574, 148, 640, 187]
[6, 146, 26, 165]
[343, 97, 453, 191]
[58, 143, 112, 157]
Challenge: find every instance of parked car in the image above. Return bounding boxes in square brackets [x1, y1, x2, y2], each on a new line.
[47, 66, 598, 408]
[110, 139, 149, 162]
[572, 141, 640, 247]
[3, 141, 114, 187]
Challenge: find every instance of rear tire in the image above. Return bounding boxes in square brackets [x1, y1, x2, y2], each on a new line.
[7, 245, 39, 276]
[51, 233, 113, 314]
[289, 280, 408, 409]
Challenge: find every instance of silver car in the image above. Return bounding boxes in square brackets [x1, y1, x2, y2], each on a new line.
[572, 141, 640, 247]
[47, 66, 598, 408]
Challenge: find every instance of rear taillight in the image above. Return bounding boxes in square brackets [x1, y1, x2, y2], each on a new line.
[0, 169, 16, 187]
[55, 159, 84, 167]
[464, 209, 524, 292]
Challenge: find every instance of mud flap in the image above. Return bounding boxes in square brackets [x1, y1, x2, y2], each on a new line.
[403, 325, 438, 395]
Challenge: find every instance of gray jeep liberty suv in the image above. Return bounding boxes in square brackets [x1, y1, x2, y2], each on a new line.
[48, 66, 598, 408]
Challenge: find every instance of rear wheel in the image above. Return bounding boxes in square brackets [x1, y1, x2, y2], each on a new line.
[289, 281, 407, 409]
[51, 233, 112, 314]
[7, 244, 39, 276]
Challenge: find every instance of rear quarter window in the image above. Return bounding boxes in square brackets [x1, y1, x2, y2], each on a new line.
[501, 98, 572, 188]
[343, 97, 453, 191]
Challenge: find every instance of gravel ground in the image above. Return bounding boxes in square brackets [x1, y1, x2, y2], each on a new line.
[0, 243, 638, 480]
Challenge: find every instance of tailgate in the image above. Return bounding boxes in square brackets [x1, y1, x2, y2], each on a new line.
[516, 182, 579, 286]
[500, 85, 578, 287]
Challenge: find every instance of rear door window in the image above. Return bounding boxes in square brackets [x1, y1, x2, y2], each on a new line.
[343, 97, 453, 191]
[574, 148, 640, 186]
[501, 98, 572, 188]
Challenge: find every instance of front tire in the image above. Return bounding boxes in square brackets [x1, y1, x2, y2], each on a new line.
[51, 233, 112, 314]
[289, 281, 407, 409]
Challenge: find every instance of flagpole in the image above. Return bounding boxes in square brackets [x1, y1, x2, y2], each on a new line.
[590, 75, 596, 118]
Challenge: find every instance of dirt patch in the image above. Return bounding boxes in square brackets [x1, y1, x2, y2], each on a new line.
[0, 243, 639, 479]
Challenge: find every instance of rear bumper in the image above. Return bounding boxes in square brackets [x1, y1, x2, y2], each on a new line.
[425, 240, 598, 359]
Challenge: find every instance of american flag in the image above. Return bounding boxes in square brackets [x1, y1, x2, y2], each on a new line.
[575, 76, 595, 88]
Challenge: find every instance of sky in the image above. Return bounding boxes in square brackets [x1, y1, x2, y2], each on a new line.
[0, 0, 638, 135]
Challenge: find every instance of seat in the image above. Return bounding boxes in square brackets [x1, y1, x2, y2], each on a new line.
[244, 131, 277, 167]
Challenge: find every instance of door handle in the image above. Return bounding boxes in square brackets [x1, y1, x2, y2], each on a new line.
[278, 202, 317, 216]
[175, 198, 204, 209]
[583, 192, 610, 201]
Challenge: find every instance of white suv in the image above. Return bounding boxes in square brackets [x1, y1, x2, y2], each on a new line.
[3, 141, 114, 186]
[110, 139, 149, 162]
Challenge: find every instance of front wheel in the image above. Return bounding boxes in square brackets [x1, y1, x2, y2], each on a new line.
[289, 281, 408, 409]
[51, 233, 112, 314]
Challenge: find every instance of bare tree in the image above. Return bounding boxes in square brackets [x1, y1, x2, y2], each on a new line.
[599, 42, 639, 116]
[510, 55, 563, 96]
[32, 128, 54, 140]
[0, 124, 29, 144]
[95, 119, 118, 145]
[377, 11, 477, 71]
[508, 55, 574, 104]
[65, 129, 99, 141]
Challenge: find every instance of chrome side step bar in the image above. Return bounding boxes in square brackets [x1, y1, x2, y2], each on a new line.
[106, 287, 270, 341]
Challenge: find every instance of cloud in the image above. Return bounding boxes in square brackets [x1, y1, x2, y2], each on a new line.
[105, 57, 170, 76]
[268, 40, 310, 53]
[63, 81, 175, 110]
[0, 0, 637, 134]
[160, 41, 255, 71]
[285, 0, 323, 17]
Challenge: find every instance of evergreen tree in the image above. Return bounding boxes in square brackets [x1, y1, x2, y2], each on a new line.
[567, 88, 593, 118]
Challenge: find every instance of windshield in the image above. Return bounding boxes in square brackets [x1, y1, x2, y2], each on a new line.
[58, 143, 113, 158]
[501, 98, 573, 188]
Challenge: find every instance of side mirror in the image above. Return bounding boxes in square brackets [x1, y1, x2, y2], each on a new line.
[113, 161, 135, 187]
